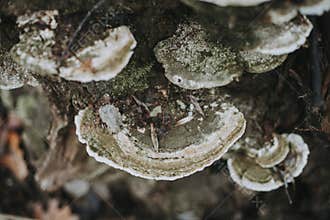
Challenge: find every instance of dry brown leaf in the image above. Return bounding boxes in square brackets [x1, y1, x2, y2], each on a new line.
[34, 199, 78, 220]
[0, 131, 28, 180]
[35, 127, 86, 192]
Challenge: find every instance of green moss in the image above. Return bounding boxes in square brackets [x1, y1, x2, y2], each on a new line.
[108, 61, 154, 97]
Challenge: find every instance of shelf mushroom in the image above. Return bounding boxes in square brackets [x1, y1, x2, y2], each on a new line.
[237, 50, 287, 74]
[11, 10, 60, 76]
[270, 0, 330, 17]
[186, 0, 330, 15]
[59, 27, 137, 82]
[154, 21, 289, 90]
[196, 0, 271, 7]
[10, 10, 137, 83]
[75, 95, 246, 180]
[227, 133, 310, 191]
[154, 22, 242, 90]
[182, 0, 330, 52]
[168, 0, 330, 89]
[298, 0, 330, 15]
[251, 15, 313, 55]
[0, 49, 37, 90]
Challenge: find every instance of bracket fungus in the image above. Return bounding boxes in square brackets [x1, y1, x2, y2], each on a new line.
[177, 0, 329, 72]
[11, 10, 59, 76]
[75, 97, 246, 180]
[237, 51, 287, 74]
[155, 0, 320, 89]
[154, 21, 287, 90]
[298, 0, 330, 15]
[154, 22, 241, 89]
[10, 10, 137, 83]
[0, 50, 37, 90]
[227, 133, 310, 191]
[266, 0, 330, 16]
[198, 0, 271, 7]
[190, 0, 330, 15]
[59, 26, 137, 82]
[251, 15, 313, 56]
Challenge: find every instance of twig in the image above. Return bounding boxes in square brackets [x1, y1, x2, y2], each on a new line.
[63, 0, 106, 57]
[204, 191, 234, 220]
[189, 95, 205, 117]
[275, 168, 293, 205]
[150, 123, 159, 152]
[132, 95, 150, 113]
[175, 115, 194, 127]
[93, 190, 126, 220]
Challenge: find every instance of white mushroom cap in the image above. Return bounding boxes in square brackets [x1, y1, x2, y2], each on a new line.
[227, 133, 310, 192]
[198, 0, 271, 7]
[251, 15, 313, 55]
[59, 26, 137, 82]
[75, 101, 246, 181]
[298, 0, 330, 16]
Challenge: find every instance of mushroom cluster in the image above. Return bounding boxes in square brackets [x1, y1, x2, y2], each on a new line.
[227, 133, 310, 191]
[1, 0, 327, 193]
[154, 21, 289, 89]
[155, 0, 330, 90]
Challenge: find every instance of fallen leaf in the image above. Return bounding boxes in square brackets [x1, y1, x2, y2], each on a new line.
[0, 131, 28, 180]
[34, 199, 78, 220]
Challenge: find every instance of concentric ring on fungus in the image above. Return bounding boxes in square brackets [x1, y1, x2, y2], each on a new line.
[75, 98, 246, 180]
[227, 133, 310, 191]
